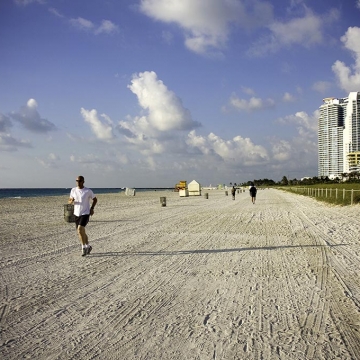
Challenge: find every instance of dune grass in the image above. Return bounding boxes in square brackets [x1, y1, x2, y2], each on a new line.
[279, 184, 360, 206]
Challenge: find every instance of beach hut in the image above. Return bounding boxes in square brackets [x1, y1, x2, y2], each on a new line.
[179, 189, 189, 197]
[188, 180, 201, 196]
[125, 187, 136, 196]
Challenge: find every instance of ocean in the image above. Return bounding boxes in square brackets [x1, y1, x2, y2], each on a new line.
[0, 188, 173, 199]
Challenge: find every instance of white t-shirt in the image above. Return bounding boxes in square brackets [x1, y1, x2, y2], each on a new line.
[70, 187, 95, 216]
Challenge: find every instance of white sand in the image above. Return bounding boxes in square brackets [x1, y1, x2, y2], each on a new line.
[1, 189, 360, 359]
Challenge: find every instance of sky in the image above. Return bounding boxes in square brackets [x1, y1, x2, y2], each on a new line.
[1, 0, 360, 188]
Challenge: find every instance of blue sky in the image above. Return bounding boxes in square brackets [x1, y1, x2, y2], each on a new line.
[1, 0, 360, 188]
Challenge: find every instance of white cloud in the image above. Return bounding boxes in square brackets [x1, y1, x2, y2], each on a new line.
[272, 140, 291, 161]
[49, 8, 64, 18]
[95, 20, 119, 35]
[332, 27, 360, 92]
[10, 99, 57, 133]
[69, 17, 118, 35]
[357, 0, 360, 10]
[270, 11, 322, 45]
[283, 92, 295, 102]
[242, 86, 255, 95]
[312, 81, 332, 94]
[225, 94, 275, 112]
[80, 108, 115, 141]
[277, 110, 318, 137]
[126, 71, 200, 132]
[269, 110, 318, 174]
[248, 8, 338, 56]
[140, 0, 273, 55]
[70, 17, 94, 31]
[187, 130, 269, 166]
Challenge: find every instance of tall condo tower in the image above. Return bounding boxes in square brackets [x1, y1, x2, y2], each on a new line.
[343, 92, 360, 173]
[318, 97, 344, 178]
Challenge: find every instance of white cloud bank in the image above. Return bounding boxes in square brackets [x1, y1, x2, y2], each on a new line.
[332, 27, 360, 93]
[76, 70, 318, 181]
[140, 0, 339, 57]
[187, 131, 269, 166]
[139, 0, 273, 55]
[81, 71, 269, 169]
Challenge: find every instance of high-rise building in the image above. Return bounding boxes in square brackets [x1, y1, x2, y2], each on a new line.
[318, 92, 360, 178]
[318, 97, 344, 178]
[343, 92, 360, 173]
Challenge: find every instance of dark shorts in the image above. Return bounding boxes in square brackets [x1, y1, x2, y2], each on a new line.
[75, 215, 90, 228]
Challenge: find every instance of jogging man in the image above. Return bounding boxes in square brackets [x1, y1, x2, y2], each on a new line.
[69, 175, 97, 256]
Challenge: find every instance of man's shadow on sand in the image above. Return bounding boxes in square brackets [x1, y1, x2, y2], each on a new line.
[90, 243, 346, 257]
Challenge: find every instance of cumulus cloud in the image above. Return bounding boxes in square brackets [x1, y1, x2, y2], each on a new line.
[114, 71, 201, 156]
[269, 110, 318, 175]
[277, 110, 318, 134]
[0, 133, 32, 152]
[10, 99, 57, 133]
[139, 0, 273, 55]
[80, 108, 115, 141]
[312, 81, 332, 94]
[225, 94, 275, 112]
[187, 130, 269, 166]
[271, 140, 291, 161]
[126, 71, 201, 132]
[248, 8, 338, 56]
[332, 27, 360, 92]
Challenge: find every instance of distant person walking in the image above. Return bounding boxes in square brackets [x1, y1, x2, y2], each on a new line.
[249, 183, 257, 204]
[69, 175, 97, 256]
[231, 186, 236, 200]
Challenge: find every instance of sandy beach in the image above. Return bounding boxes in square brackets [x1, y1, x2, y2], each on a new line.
[1, 188, 360, 359]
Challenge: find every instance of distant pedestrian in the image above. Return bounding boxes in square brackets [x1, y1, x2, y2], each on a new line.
[231, 186, 236, 200]
[249, 184, 257, 204]
[69, 175, 97, 256]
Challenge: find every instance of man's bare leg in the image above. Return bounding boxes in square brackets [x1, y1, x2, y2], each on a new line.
[77, 225, 88, 245]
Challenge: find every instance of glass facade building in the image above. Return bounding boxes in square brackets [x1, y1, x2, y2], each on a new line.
[318, 92, 360, 178]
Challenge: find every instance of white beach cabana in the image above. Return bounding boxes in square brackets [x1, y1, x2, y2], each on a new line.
[188, 180, 201, 196]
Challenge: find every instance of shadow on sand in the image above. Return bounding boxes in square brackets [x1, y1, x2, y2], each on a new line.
[89, 243, 347, 257]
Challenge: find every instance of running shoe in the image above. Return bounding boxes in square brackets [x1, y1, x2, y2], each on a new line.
[82, 248, 87, 256]
[87, 245, 92, 255]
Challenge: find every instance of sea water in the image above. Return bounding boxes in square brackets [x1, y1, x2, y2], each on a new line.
[0, 188, 173, 199]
